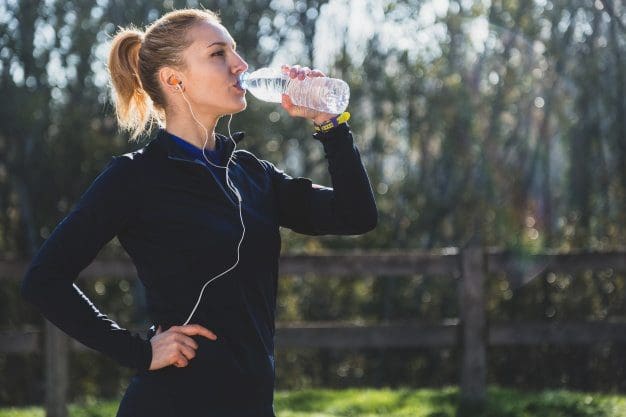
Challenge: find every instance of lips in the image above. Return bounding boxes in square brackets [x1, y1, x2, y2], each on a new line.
[233, 78, 243, 89]
[232, 81, 244, 94]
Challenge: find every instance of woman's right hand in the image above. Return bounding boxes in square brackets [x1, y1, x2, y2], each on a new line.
[280, 64, 338, 124]
[148, 324, 217, 370]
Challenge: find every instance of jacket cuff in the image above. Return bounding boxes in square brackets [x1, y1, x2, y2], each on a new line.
[131, 334, 153, 372]
[312, 123, 354, 152]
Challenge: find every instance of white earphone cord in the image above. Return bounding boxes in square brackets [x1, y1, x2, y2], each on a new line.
[178, 86, 246, 326]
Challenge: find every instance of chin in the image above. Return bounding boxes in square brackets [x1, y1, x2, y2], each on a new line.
[230, 99, 248, 114]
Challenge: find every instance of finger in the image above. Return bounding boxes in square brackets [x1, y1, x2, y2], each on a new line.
[281, 95, 311, 118]
[174, 354, 189, 368]
[182, 337, 198, 349]
[173, 333, 199, 350]
[177, 324, 218, 340]
[299, 67, 311, 80]
[178, 343, 196, 361]
[289, 65, 301, 79]
[281, 64, 290, 74]
[309, 69, 325, 77]
[281, 94, 294, 110]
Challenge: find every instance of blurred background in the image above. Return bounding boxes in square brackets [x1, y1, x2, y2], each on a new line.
[1, 0, 625, 409]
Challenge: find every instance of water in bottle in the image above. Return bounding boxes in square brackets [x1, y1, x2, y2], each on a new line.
[239, 67, 350, 114]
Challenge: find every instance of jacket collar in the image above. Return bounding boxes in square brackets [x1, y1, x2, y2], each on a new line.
[148, 128, 245, 162]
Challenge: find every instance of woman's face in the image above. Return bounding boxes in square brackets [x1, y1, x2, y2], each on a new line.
[177, 20, 248, 117]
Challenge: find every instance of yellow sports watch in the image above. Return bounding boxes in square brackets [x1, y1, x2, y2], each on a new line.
[314, 112, 351, 133]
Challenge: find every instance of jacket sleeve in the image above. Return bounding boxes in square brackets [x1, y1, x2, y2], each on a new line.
[20, 156, 152, 372]
[262, 123, 378, 235]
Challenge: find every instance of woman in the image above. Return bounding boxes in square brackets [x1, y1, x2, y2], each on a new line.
[20, 8, 377, 417]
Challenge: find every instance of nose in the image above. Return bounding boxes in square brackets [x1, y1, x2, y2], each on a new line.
[233, 52, 248, 74]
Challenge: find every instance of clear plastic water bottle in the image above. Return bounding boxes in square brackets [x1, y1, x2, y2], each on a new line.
[239, 67, 350, 114]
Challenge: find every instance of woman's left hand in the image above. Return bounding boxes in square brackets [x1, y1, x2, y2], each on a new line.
[280, 64, 338, 125]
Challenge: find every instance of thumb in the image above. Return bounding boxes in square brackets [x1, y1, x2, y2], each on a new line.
[281, 94, 294, 111]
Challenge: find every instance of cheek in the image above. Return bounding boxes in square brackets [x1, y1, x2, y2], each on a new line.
[188, 75, 217, 96]
[187, 60, 215, 86]
[197, 66, 227, 92]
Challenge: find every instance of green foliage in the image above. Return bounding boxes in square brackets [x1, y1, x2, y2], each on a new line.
[3, 387, 626, 417]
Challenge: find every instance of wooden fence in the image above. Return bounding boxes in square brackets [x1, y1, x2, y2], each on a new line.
[1, 246, 626, 417]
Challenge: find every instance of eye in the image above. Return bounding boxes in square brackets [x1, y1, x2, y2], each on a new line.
[211, 50, 225, 57]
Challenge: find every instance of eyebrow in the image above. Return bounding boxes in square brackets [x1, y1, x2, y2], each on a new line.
[207, 41, 237, 49]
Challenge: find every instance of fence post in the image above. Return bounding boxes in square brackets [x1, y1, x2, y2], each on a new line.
[459, 244, 487, 411]
[45, 320, 68, 417]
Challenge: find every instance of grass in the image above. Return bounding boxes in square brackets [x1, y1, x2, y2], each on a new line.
[2, 386, 626, 417]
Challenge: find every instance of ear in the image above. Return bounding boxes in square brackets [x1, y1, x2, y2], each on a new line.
[158, 67, 184, 90]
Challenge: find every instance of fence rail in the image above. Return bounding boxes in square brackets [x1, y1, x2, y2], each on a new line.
[2, 247, 626, 417]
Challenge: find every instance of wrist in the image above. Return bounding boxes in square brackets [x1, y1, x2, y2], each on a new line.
[313, 111, 351, 133]
[312, 112, 338, 125]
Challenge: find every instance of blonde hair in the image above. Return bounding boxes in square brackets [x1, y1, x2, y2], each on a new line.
[107, 9, 221, 141]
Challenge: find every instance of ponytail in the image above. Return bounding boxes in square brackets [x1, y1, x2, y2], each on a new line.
[107, 28, 155, 141]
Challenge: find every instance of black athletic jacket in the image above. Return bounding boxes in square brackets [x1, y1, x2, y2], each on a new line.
[20, 123, 377, 416]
